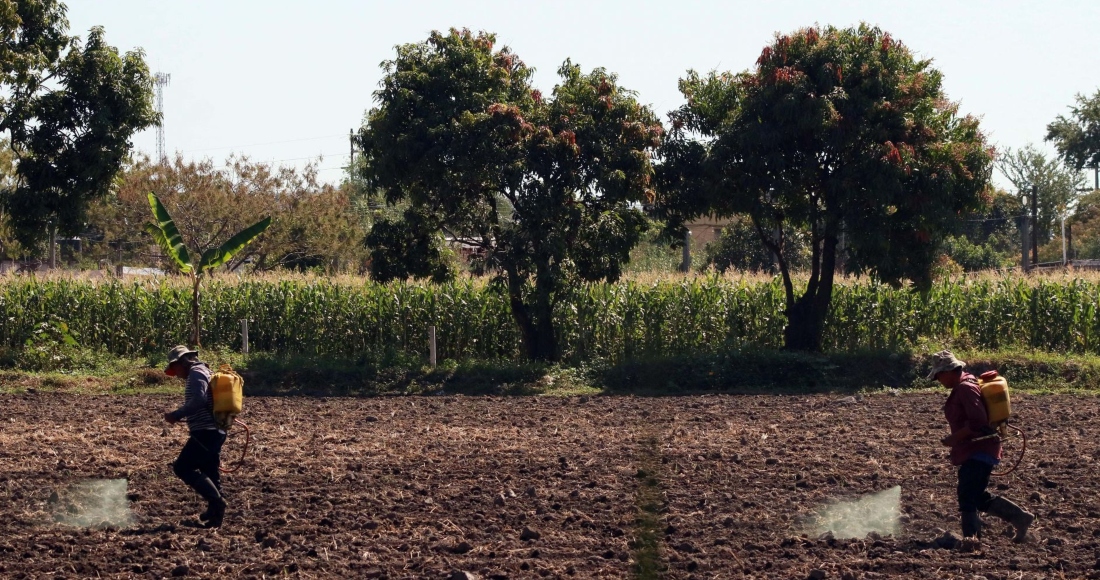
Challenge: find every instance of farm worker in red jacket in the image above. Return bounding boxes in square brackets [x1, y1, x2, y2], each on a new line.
[928, 350, 1034, 544]
[163, 345, 228, 528]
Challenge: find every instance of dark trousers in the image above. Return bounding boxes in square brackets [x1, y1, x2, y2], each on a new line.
[957, 459, 996, 513]
[173, 429, 226, 503]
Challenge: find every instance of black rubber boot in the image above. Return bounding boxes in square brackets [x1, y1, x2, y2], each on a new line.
[961, 511, 983, 539]
[198, 487, 226, 522]
[181, 472, 227, 527]
[985, 496, 1034, 543]
[202, 497, 227, 529]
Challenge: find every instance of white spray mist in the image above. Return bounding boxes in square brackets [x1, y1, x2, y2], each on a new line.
[806, 485, 901, 539]
[50, 479, 134, 528]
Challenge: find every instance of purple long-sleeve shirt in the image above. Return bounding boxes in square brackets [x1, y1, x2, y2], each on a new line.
[944, 372, 1001, 466]
[169, 363, 218, 433]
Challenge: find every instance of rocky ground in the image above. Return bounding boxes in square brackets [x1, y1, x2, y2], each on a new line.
[0, 392, 1097, 579]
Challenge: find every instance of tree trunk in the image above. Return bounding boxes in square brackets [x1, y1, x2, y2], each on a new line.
[507, 268, 538, 359]
[531, 285, 557, 362]
[783, 295, 827, 351]
[782, 233, 838, 352]
[190, 275, 202, 347]
[506, 266, 558, 362]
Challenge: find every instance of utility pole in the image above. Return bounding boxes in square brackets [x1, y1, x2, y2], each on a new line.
[1019, 213, 1030, 272]
[349, 129, 355, 166]
[1030, 185, 1038, 266]
[47, 218, 56, 269]
[680, 230, 692, 272]
[154, 72, 171, 164]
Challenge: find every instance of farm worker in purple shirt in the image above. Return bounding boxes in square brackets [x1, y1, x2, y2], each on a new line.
[163, 345, 228, 528]
[929, 350, 1034, 545]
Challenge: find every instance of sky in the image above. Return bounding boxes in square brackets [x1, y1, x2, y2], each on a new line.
[66, 0, 1100, 189]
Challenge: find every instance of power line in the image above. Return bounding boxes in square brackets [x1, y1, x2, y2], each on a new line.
[269, 153, 350, 163]
[181, 134, 348, 154]
[964, 214, 1028, 223]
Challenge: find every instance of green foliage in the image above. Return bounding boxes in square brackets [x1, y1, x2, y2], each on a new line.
[1059, 188, 1100, 260]
[658, 24, 994, 350]
[16, 316, 96, 372]
[0, 139, 21, 259]
[945, 188, 1023, 270]
[941, 235, 1006, 271]
[4, 276, 1100, 368]
[1046, 89, 1100, 172]
[7, 344, 1100, 396]
[145, 192, 271, 274]
[0, 2, 158, 251]
[703, 217, 811, 273]
[622, 225, 682, 275]
[144, 191, 192, 272]
[200, 215, 274, 270]
[356, 29, 663, 361]
[88, 156, 367, 273]
[365, 208, 455, 283]
[997, 145, 1084, 244]
[144, 191, 271, 345]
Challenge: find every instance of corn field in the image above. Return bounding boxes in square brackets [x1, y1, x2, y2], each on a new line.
[2, 275, 1099, 362]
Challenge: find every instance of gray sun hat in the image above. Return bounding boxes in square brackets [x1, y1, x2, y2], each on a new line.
[926, 349, 965, 380]
[165, 345, 198, 369]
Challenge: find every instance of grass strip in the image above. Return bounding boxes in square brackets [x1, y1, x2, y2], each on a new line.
[631, 433, 667, 579]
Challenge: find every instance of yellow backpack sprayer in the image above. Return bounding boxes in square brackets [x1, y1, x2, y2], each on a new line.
[210, 364, 251, 474]
[972, 370, 1026, 476]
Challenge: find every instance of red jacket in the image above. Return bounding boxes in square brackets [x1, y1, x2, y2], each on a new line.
[944, 373, 1002, 466]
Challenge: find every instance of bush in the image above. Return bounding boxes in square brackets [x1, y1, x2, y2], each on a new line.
[702, 218, 811, 274]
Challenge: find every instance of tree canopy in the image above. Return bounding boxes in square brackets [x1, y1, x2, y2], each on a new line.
[0, 0, 157, 253]
[996, 144, 1084, 246]
[144, 191, 271, 346]
[1047, 90, 1100, 173]
[356, 29, 663, 361]
[86, 155, 367, 273]
[657, 24, 994, 351]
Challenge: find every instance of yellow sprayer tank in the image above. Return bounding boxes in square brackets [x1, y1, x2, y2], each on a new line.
[978, 370, 1011, 425]
[211, 364, 243, 416]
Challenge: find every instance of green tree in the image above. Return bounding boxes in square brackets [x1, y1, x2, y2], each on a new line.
[0, 138, 20, 259]
[144, 192, 271, 346]
[657, 25, 993, 351]
[703, 216, 811, 273]
[357, 29, 663, 361]
[90, 155, 367, 272]
[1065, 189, 1100, 260]
[997, 144, 1084, 246]
[941, 188, 1022, 271]
[1046, 90, 1100, 176]
[0, 1, 157, 253]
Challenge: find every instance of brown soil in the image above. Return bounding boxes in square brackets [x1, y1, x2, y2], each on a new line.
[0, 392, 1096, 579]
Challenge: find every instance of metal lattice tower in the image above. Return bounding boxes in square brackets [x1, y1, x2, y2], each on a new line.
[154, 72, 171, 163]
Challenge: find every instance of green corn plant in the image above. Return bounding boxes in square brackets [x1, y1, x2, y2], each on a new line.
[144, 191, 272, 346]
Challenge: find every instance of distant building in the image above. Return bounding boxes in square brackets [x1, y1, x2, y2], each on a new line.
[685, 214, 734, 247]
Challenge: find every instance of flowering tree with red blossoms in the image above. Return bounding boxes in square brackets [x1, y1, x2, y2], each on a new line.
[657, 24, 994, 351]
[357, 29, 664, 361]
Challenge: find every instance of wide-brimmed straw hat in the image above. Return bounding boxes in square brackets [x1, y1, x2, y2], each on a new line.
[926, 349, 965, 380]
[164, 345, 198, 371]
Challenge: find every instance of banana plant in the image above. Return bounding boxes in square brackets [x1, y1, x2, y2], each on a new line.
[144, 191, 272, 346]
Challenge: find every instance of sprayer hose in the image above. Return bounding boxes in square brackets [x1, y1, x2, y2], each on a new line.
[220, 419, 251, 474]
[991, 424, 1026, 477]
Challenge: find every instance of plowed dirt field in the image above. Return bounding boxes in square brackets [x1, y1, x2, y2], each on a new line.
[1, 392, 1097, 579]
